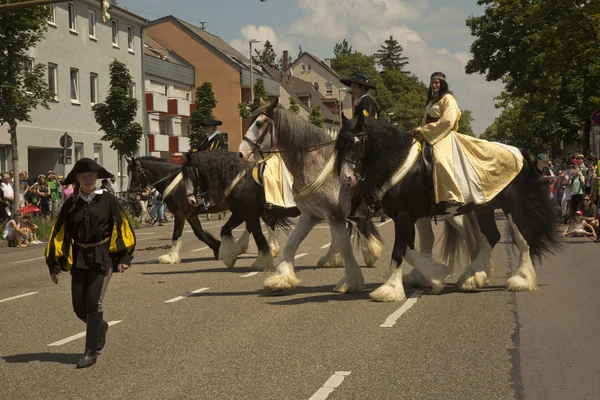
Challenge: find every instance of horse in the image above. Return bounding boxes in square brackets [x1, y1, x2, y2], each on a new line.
[127, 157, 223, 264]
[335, 113, 560, 300]
[238, 98, 383, 293]
[179, 150, 301, 271]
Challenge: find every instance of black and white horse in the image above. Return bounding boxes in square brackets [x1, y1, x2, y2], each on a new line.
[335, 114, 560, 300]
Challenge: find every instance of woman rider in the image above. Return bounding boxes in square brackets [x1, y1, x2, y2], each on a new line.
[46, 158, 136, 369]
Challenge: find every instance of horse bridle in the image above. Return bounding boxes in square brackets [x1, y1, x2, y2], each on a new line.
[128, 162, 179, 195]
[242, 112, 275, 160]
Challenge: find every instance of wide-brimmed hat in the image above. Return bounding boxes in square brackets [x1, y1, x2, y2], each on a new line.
[200, 118, 222, 127]
[63, 157, 113, 185]
[340, 73, 376, 90]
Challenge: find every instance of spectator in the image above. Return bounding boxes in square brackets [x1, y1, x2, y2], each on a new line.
[559, 166, 573, 223]
[18, 171, 30, 207]
[62, 182, 75, 201]
[149, 187, 165, 226]
[8, 170, 14, 184]
[22, 213, 42, 244]
[0, 171, 14, 217]
[2, 211, 31, 247]
[536, 154, 554, 199]
[138, 186, 150, 224]
[562, 210, 596, 238]
[568, 163, 585, 218]
[47, 171, 61, 216]
[35, 174, 51, 221]
[0, 183, 8, 223]
[578, 194, 599, 243]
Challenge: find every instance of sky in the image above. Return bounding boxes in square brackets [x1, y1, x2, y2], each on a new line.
[121, 0, 504, 135]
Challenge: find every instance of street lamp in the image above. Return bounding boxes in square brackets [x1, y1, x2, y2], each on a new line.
[248, 39, 261, 100]
[338, 87, 348, 127]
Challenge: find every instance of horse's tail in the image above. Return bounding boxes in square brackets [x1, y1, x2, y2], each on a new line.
[347, 218, 383, 267]
[262, 212, 295, 232]
[440, 212, 481, 277]
[516, 150, 562, 260]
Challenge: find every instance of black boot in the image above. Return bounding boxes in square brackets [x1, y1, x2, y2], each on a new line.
[76, 312, 103, 369]
[97, 317, 109, 351]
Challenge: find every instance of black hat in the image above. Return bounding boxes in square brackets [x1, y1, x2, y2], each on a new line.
[340, 73, 376, 90]
[63, 157, 113, 185]
[200, 118, 222, 127]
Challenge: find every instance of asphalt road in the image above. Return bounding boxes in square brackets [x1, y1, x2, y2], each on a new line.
[1, 216, 598, 400]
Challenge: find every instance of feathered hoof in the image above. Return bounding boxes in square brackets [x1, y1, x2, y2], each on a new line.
[369, 284, 406, 302]
[361, 236, 383, 267]
[402, 269, 429, 288]
[456, 271, 487, 292]
[429, 280, 444, 295]
[333, 275, 364, 293]
[263, 273, 300, 292]
[250, 252, 273, 272]
[506, 276, 539, 292]
[270, 243, 280, 258]
[158, 253, 180, 264]
[317, 253, 344, 268]
[219, 236, 239, 269]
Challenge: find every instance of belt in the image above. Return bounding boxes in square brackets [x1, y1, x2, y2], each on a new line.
[73, 237, 110, 248]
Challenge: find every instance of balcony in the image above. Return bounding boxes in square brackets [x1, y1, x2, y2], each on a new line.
[146, 92, 168, 113]
[167, 98, 191, 117]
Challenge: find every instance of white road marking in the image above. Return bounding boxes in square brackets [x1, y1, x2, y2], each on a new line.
[13, 256, 45, 264]
[240, 271, 259, 278]
[0, 292, 38, 303]
[377, 219, 392, 227]
[190, 246, 209, 253]
[164, 287, 210, 303]
[294, 253, 308, 260]
[48, 321, 122, 346]
[380, 290, 423, 328]
[320, 243, 331, 249]
[137, 235, 162, 241]
[309, 371, 352, 400]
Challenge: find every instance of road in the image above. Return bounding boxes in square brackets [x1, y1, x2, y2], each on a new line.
[1, 216, 599, 399]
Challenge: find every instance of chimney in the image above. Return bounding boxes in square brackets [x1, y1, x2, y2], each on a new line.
[324, 58, 332, 68]
[283, 50, 289, 72]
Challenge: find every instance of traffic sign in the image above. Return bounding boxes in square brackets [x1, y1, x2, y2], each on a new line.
[59, 132, 73, 149]
[591, 110, 600, 125]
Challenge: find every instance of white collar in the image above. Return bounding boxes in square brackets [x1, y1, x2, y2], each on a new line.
[207, 130, 220, 141]
[354, 92, 371, 106]
[79, 188, 104, 203]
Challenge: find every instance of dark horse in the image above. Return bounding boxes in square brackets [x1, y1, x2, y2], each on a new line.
[179, 150, 300, 271]
[335, 113, 560, 301]
[127, 157, 222, 263]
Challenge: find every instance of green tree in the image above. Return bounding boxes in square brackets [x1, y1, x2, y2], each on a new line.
[239, 78, 271, 120]
[297, 45, 304, 60]
[466, 0, 600, 153]
[0, 5, 53, 213]
[289, 97, 300, 114]
[459, 110, 475, 137]
[190, 82, 217, 150]
[93, 59, 143, 189]
[252, 40, 277, 68]
[334, 39, 353, 56]
[374, 35, 409, 73]
[309, 106, 324, 128]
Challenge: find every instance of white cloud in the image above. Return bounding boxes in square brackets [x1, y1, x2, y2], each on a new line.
[230, 25, 295, 60]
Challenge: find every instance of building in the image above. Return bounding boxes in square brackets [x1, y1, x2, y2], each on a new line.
[290, 52, 353, 118]
[145, 16, 279, 151]
[144, 33, 194, 162]
[0, 0, 146, 189]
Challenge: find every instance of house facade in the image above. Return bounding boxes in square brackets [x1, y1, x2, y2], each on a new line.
[0, 1, 146, 188]
[145, 16, 279, 152]
[290, 52, 353, 118]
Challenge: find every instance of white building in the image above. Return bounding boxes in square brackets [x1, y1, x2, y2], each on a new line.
[0, 1, 146, 189]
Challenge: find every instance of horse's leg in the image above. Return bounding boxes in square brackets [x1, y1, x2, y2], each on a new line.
[267, 227, 280, 257]
[158, 213, 185, 264]
[187, 216, 221, 260]
[506, 212, 539, 291]
[370, 215, 409, 301]
[219, 212, 246, 269]
[237, 229, 250, 254]
[456, 210, 498, 291]
[403, 218, 433, 288]
[332, 219, 365, 293]
[264, 213, 318, 291]
[317, 227, 343, 268]
[248, 216, 273, 272]
[358, 219, 383, 267]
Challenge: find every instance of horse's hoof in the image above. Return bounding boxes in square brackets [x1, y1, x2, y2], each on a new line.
[369, 284, 406, 302]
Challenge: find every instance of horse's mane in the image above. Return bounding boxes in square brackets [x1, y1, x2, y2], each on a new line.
[136, 156, 181, 170]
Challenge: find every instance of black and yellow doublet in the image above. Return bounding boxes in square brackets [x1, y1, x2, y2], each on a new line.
[195, 133, 225, 152]
[354, 95, 378, 119]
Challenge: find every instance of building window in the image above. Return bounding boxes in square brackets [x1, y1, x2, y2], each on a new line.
[74, 142, 84, 161]
[307, 64, 311, 72]
[48, 5, 56, 25]
[111, 20, 119, 47]
[68, 2, 77, 32]
[90, 73, 98, 104]
[301, 64, 305, 72]
[48, 63, 58, 100]
[88, 10, 96, 39]
[93, 144, 102, 164]
[127, 26, 134, 52]
[70, 68, 80, 103]
[325, 82, 333, 96]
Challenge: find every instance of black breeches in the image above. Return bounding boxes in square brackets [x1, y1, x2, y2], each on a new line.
[71, 267, 113, 321]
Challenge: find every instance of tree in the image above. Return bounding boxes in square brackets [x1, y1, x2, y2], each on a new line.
[297, 45, 304, 60]
[0, 5, 53, 213]
[309, 106, 324, 128]
[466, 0, 600, 153]
[459, 110, 475, 137]
[189, 82, 217, 150]
[238, 78, 271, 120]
[374, 35, 409, 73]
[92, 59, 143, 189]
[289, 97, 300, 114]
[334, 39, 353, 56]
[252, 40, 277, 68]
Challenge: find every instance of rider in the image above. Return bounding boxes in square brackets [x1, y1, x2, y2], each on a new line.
[413, 72, 523, 213]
